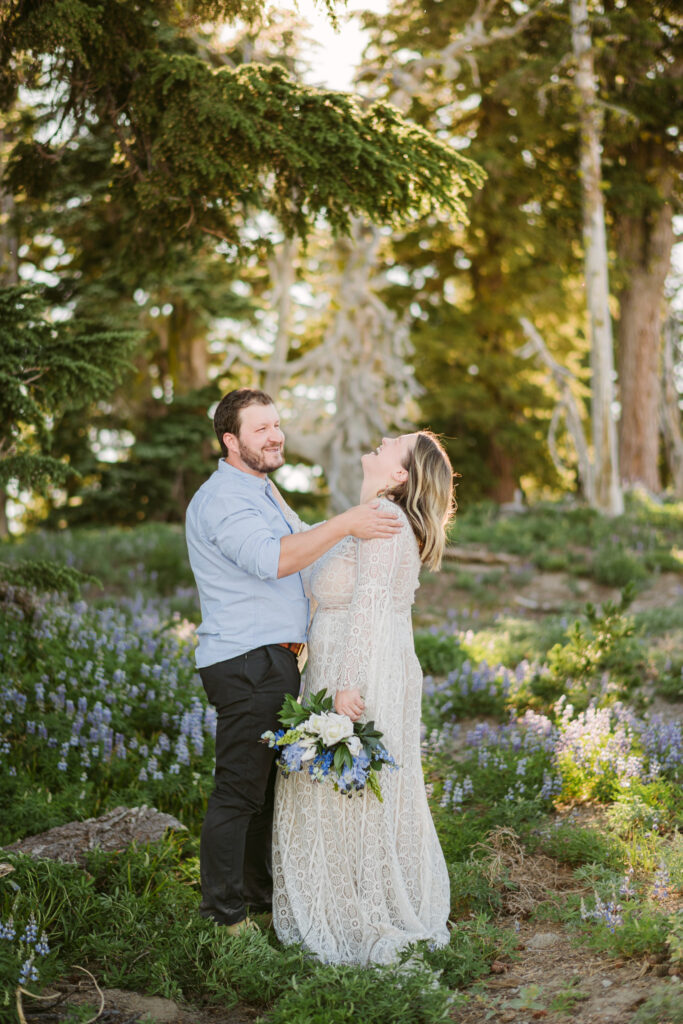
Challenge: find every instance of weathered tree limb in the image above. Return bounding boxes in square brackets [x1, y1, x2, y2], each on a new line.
[518, 317, 595, 504]
[443, 546, 520, 565]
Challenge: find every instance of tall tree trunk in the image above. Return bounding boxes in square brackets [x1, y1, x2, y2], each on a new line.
[165, 298, 210, 395]
[570, 0, 623, 516]
[661, 314, 683, 498]
[488, 440, 517, 504]
[0, 125, 19, 538]
[616, 190, 674, 492]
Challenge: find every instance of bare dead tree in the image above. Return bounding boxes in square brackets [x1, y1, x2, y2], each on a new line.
[220, 221, 419, 511]
[569, 0, 623, 515]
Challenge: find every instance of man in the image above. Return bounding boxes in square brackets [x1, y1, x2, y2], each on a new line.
[185, 388, 401, 934]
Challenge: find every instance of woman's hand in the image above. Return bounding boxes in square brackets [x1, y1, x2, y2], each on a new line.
[335, 688, 365, 722]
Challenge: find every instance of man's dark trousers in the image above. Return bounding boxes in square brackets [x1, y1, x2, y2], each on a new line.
[199, 644, 300, 926]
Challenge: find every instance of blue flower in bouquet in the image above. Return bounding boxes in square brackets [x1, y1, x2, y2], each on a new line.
[374, 744, 399, 770]
[338, 750, 372, 795]
[281, 741, 309, 773]
[354, 749, 371, 771]
[309, 749, 334, 781]
[262, 728, 286, 749]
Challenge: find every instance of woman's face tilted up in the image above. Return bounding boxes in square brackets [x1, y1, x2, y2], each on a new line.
[360, 433, 418, 494]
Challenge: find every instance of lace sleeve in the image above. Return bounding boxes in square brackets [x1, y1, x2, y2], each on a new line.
[335, 507, 410, 695]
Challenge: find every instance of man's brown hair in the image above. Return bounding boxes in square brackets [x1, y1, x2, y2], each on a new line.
[213, 389, 274, 456]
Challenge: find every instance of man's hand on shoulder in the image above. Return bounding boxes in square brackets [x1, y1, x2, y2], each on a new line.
[277, 499, 401, 578]
[341, 500, 402, 540]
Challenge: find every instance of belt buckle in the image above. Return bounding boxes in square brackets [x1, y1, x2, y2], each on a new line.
[279, 641, 306, 667]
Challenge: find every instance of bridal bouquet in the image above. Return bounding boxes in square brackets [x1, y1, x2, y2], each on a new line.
[261, 689, 398, 800]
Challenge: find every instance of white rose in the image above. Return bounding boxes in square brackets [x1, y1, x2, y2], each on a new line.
[307, 711, 354, 747]
[298, 734, 318, 762]
[346, 734, 362, 757]
[305, 713, 328, 739]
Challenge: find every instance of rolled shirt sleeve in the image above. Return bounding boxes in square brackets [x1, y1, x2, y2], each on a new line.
[210, 503, 281, 580]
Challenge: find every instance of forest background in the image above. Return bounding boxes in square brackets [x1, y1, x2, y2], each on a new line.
[1, 0, 681, 547]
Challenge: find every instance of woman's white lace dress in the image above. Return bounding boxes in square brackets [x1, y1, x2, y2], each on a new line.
[272, 499, 450, 965]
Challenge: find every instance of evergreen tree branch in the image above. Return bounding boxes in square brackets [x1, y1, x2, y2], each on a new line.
[2, 4, 484, 246]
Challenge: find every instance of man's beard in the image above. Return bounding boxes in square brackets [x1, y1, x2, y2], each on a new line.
[238, 439, 285, 473]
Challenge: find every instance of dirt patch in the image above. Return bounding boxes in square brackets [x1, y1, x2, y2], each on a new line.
[417, 552, 683, 626]
[450, 827, 680, 1023]
[515, 573, 618, 614]
[459, 921, 672, 1024]
[553, 803, 611, 830]
[631, 573, 683, 613]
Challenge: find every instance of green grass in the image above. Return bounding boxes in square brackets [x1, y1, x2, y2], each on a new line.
[0, 839, 508, 1023]
[459, 615, 568, 666]
[528, 822, 627, 871]
[2, 501, 683, 1020]
[1, 522, 198, 607]
[260, 961, 455, 1023]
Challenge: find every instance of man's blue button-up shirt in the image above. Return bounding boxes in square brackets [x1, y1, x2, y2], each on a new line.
[185, 460, 309, 668]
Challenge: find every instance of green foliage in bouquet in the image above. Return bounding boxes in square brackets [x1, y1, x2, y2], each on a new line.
[277, 690, 388, 775]
[265, 689, 397, 801]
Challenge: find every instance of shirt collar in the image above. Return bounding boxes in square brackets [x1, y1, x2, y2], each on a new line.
[217, 458, 270, 492]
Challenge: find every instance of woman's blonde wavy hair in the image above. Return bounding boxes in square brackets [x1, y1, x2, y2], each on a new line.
[383, 431, 456, 572]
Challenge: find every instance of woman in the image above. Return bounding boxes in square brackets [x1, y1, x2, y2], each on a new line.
[272, 431, 454, 965]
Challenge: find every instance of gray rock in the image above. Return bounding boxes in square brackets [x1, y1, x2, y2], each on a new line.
[524, 931, 562, 949]
[67, 987, 182, 1023]
[3, 805, 186, 865]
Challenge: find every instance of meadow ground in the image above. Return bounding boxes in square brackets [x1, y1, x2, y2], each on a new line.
[1, 494, 682, 1023]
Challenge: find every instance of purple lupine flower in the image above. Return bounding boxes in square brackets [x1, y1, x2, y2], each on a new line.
[21, 915, 38, 944]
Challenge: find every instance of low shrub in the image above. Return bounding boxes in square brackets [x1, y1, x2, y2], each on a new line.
[261, 959, 456, 1023]
[654, 662, 683, 702]
[414, 631, 467, 676]
[591, 545, 649, 588]
[544, 592, 646, 699]
[530, 823, 626, 870]
[579, 900, 674, 959]
[606, 780, 683, 838]
[633, 982, 683, 1024]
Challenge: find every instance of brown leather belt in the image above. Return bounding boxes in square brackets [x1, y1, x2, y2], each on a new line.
[278, 642, 305, 657]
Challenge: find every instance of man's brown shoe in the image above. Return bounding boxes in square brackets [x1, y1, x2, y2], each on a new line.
[225, 917, 257, 936]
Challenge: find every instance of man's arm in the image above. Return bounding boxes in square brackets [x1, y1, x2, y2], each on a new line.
[277, 503, 401, 578]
